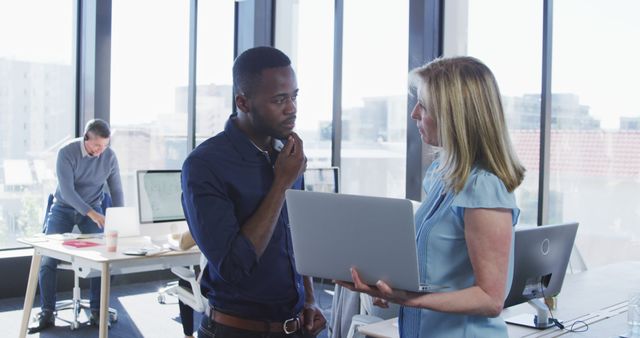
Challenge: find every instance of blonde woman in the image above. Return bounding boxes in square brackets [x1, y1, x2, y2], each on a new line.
[338, 56, 525, 337]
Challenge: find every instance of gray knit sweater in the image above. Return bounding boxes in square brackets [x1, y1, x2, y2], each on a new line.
[53, 138, 124, 215]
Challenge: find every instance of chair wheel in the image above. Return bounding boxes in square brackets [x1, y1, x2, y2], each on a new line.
[157, 294, 165, 304]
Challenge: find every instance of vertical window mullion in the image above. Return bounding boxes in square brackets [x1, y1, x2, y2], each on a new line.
[332, 0, 344, 168]
[537, 0, 553, 226]
[187, 0, 197, 153]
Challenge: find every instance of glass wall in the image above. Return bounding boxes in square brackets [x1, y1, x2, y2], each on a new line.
[110, 1, 190, 207]
[0, 0, 76, 249]
[275, 0, 335, 168]
[340, 0, 409, 198]
[549, 0, 640, 267]
[3, 1, 638, 270]
[466, 0, 543, 225]
[195, 0, 235, 145]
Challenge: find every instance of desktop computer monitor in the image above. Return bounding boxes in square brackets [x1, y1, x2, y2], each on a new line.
[504, 222, 579, 329]
[136, 170, 188, 241]
[304, 167, 340, 193]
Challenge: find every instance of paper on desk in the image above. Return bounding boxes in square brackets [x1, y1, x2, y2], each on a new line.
[22, 236, 48, 243]
[144, 248, 171, 256]
[44, 234, 69, 240]
[45, 233, 103, 240]
[75, 233, 103, 239]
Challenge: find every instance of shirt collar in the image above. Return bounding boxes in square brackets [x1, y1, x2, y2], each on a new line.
[224, 117, 283, 162]
[79, 138, 90, 158]
[249, 138, 285, 155]
[79, 137, 102, 158]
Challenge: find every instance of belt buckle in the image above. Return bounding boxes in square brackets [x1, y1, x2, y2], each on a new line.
[283, 317, 300, 334]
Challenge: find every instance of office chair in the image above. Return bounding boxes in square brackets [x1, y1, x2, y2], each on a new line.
[157, 231, 207, 311]
[157, 231, 205, 308]
[346, 293, 400, 338]
[161, 265, 208, 314]
[156, 263, 207, 314]
[41, 193, 118, 330]
[157, 231, 208, 338]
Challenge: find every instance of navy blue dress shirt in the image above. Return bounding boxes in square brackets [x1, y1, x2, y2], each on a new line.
[181, 117, 305, 321]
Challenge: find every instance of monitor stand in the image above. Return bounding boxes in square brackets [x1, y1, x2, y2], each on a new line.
[148, 234, 173, 246]
[139, 220, 188, 245]
[505, 298, 559, 329]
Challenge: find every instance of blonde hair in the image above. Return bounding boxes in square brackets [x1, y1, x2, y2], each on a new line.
[410, 56, 525, 192]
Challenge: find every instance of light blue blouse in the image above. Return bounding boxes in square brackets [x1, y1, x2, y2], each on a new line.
[399, 161, 520, 338]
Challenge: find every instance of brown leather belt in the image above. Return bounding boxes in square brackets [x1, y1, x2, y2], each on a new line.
[211, 309, 302, 334]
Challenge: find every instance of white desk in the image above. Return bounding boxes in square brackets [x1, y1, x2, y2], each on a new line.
[18, 236, 201, 338]
[358, 261, 640, 337]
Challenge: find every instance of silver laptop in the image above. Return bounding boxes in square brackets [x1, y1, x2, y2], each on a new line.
[286, 189, 446, 292]
[104, 207, 140, 238]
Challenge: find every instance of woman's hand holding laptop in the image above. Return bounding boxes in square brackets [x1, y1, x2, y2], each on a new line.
[335, 267, 420, 308]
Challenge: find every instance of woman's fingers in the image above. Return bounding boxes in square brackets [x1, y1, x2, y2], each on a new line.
[376, 280, 394, 296]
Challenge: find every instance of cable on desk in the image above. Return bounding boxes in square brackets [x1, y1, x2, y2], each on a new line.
[542, 289, 589, 333]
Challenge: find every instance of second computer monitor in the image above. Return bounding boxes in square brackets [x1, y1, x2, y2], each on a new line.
[304, 167, 340, 193]
[504, 222, 579, 308]
[136, 170, 188, 239]
[504, 222, 579, 328]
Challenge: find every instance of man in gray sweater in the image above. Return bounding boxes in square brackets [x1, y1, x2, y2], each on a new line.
[29, 119, 124, 333]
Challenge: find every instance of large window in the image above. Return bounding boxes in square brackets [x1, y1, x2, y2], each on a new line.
[195, 0, 235, 145]
[341, 0, 409, 198]
[0, 0, 76, 249]
[550, 0, 640, 267]
[466, 0, 543, 225]
[110, 1, 190, 206]
[275, 0, 335, 168]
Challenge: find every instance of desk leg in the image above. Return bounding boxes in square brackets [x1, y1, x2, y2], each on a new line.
[19, 252, 42, 338]
[99, 262, 110, 338]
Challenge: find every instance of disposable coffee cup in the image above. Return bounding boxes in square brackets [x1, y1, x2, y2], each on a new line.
[106, 230, 118, 252]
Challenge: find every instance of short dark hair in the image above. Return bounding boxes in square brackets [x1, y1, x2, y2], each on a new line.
[83, 119, 111, 140]
[232, 46, 291, 97]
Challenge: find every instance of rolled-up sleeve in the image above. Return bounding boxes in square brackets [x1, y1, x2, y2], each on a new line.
[181, 156, 257, 284]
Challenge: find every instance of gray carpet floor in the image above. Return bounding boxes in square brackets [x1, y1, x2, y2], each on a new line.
[0, 279, 333, 338]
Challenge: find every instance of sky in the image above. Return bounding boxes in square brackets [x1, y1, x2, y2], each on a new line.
[1, 0, 638, 130]
[277, 0, 409, 132]
[0, 0, 74, 64]
[109, 0, 237, 125]
[109, 1, 190, 125]
[468, 0, 640, 129]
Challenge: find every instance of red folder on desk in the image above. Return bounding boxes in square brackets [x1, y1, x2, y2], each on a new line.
[62, 240, 100, 248]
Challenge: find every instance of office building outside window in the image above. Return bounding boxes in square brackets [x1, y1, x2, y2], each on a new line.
[0, 0, 76, 249]
[110, 1, 190, 206]
[466, 0, 543, 226]
[194, 0, 235, 146]
[340, 0, 409, 198]
[275, 0, 335, 169]
[549, 0, 640, 267]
